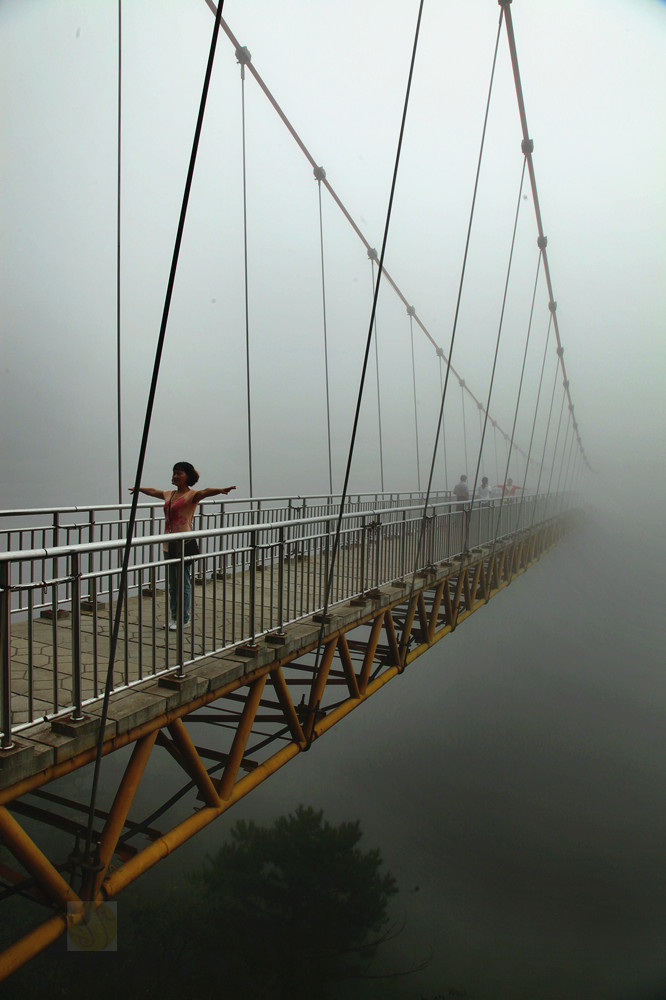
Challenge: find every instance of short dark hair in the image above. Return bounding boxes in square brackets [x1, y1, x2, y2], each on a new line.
[173, 462, 200, 486]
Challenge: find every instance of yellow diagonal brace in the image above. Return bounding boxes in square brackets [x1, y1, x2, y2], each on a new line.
[218, 675, 267, 800]
[87, 730, 158, 899]
[428, 580, 446, 641]
[337, 634, 361, 699]
[359, 612, 386, 694]
[269, 667, 307, 746]
[383, 608, 402, 668]
[304, 638, 338, 741]
[0, 806, 81, 912]
[168, 719, 221, 808]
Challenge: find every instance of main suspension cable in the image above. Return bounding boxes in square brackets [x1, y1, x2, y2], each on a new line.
[204, 1, 532, 466]
[83, 0, 228, 871]
[500, 0, 589, 470]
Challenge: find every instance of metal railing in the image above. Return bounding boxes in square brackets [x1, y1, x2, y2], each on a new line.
[0, 492, 570, 745]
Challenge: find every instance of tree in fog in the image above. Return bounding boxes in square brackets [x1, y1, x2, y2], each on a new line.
[190, 805, 398, 999]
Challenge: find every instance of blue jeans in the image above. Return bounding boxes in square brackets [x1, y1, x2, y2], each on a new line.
[168, 562, 192, 622]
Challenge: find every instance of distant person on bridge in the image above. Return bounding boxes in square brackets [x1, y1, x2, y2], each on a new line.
[477, 476, 491, 500]
[497, 478, 522, 499]
[130, 462, 236, 631]
[453, 474, 469, 509]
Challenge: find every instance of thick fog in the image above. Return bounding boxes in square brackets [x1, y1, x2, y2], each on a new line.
[2, 2, 666, 998]
[1, 0, 665, 510]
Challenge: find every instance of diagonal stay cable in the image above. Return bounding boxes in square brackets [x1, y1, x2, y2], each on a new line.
[82, 0, 227, 874]
[397, 5, 505, 667]
[304, 0, 425, 734]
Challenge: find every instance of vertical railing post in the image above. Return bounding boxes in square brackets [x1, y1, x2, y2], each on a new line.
[175, 541, 185, 678]
[70, 551, 84, 721]
[1, 562, 13, 750]
[249, 528, 257, 645]
[149, 504, 157, 598]
[277, 525, 285, 632]
[374, 517, 382, 592]
[359, 518, 368, 596]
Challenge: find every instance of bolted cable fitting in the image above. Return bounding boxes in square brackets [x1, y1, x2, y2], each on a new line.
[549, 300, 557, 313]
[563, 379, 570, 389]
[557, 346, 564, 357]
[458, 379, 466, 389]
[235, 46, 252, 66]
[521, 138, 534, 155]
[313, 165, 326, 182]
[367, 247, 378, 261]
[436, 346, 444, 358]
[407, 304, 416, 317]
[537, 235, 547, 250]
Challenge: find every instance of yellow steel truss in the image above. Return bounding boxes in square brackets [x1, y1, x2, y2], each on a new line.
[0, 512, 576, 979]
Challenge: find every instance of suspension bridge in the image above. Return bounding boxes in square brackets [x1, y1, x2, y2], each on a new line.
[0, 0, 588, 978]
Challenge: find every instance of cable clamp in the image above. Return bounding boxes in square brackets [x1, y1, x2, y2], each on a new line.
[313, 165, 326, 182]
[537, 235, 548, 250]
[549, 300, 557, 313]
[521, 138, 534, 155]
[557, 346, 564, 357]
[367, 247, 378, 261]
[235, 45, 252, 66]
[406, 304, 416, 317]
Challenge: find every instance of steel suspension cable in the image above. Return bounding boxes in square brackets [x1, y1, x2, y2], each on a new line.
[116, 0, 123, 505]
[529, 356, 559, 527]
[560, 412, 577, 509]
[554, 405, 573, 508]
[500, 0, 589, 471]
[460, 380, 469, 475]
[515, 307, 553, 528]
[368, 251, 385, 493]
[438, 356, 449, 489]
[237, 47, 254, 497]
[544, 384, 567, 518]
[203, 3, 524, 462]
[307, 0, 425, 703]
[82, 0, 228, 871]
[397, 6, 505, 665]
[314, 166, 334, 495]
[407, 307, 422, 492]
[493, 422, 500, 484]
[469, 158, 529, 552]
[488, 198, 540, 548]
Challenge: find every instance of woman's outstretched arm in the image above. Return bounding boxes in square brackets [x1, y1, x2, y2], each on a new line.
[128, 487, 165, 498]
[192, 486, 236, 504]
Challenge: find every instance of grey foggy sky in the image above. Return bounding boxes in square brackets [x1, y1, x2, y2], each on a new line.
[1, 0, 665, 510]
